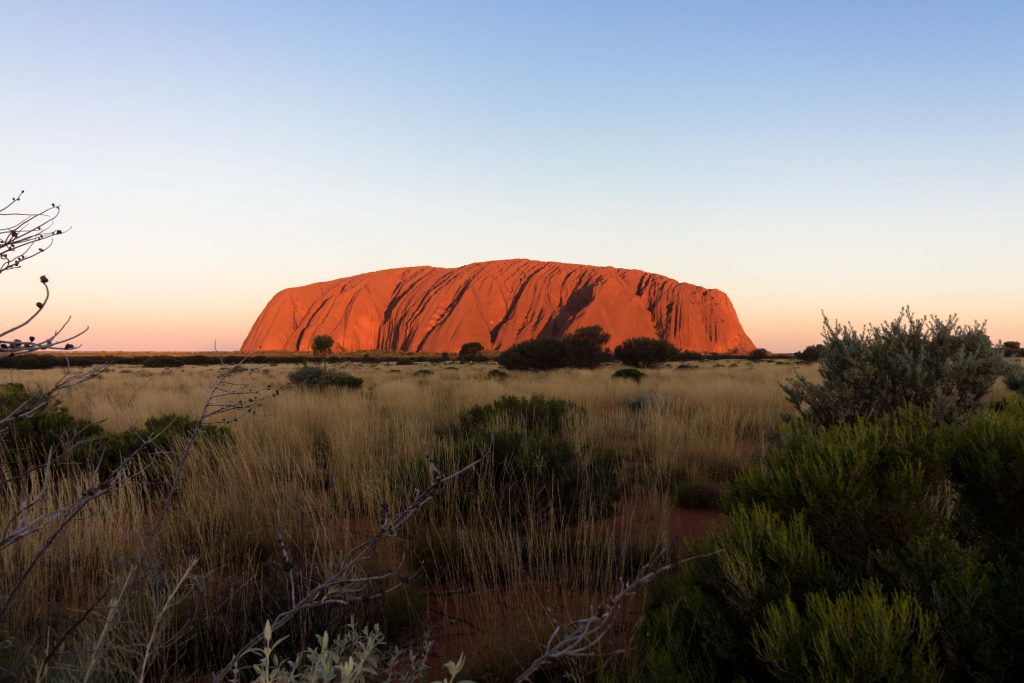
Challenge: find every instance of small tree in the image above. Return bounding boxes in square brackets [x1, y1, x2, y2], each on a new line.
[311, 334, 334, 366]
[562, 326, 611, 368]
[785, 308, 1006, 426]
[458, 341, 485, 363]
[614, 337, 678, 368]
[749, 348, 770, 361]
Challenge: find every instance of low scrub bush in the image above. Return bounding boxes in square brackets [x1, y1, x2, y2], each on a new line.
[784, 308, 1006, 426]
[486, 369, 508, 381]
[1003, 364, 1024, 394]
[288, 365, 364, 389]
[439, 396, 621, 522]
[613, 337, 678, 368]
[612, 368, 645, 382]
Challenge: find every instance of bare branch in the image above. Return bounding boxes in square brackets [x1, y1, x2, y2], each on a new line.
[515, 549, 722, 682]
[1, 191, 86, 354]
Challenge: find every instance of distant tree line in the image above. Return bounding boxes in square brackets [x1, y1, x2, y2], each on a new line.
[489, 326, 773, 370]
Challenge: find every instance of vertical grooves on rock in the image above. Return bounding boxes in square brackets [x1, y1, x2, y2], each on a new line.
[241, 259, 755, 354]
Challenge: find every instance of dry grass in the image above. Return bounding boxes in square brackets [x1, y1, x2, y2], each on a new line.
[0, 359, 804, 680]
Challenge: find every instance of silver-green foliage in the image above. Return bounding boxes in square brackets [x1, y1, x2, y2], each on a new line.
[231, 619, 472, 683]
[784, 307, 1005, 426]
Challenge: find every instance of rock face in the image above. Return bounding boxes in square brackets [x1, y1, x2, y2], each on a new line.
[241, 259, 755, 354]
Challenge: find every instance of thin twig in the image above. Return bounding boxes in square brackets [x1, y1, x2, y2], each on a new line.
[515, 548, 722, 682]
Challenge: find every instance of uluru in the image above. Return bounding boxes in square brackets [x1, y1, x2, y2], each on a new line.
[240, 259, 756, 354]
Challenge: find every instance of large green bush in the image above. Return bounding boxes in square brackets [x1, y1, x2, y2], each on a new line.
[636, 400, 1024, 682]
[784, 308, 1005, 426]
[613, 337, 678, 368]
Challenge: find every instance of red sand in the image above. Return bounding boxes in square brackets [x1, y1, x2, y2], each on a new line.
[241, 259, 755, 354]
[427, 501, 725, 673]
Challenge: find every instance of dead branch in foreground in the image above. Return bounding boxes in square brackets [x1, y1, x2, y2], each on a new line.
[515, 548, 723, 683]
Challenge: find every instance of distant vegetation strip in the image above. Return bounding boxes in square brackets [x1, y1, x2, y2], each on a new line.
[0, 348, 787, 369]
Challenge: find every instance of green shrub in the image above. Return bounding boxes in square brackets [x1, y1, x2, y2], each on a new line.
[496, 326, 611, 370]
[497, 338, 567, 370]
[749, 348, 769, 361]
[794, 343, 825, 362]
[1003, 364, 1024, 394]
[612, 368, 645, 382]
[288, 365, 363, 388]
[0, 383, 229, 478]
[678, 350, 703, 362]
[637, 505, 834, 681]
[784, 308, 1005, 426]
[613, 337, 678, 368]
[752, 582, 942, 682]
[441, 396, 621, 522]
[457, 341, 484, 362]
[486, 369, 508, 381]
[947, 399, 1024, 556]
[727, 407, 951, 572]
[637, 400, 1024, 682]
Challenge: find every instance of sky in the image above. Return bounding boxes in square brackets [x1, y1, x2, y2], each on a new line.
[1, 1, 1021, 352]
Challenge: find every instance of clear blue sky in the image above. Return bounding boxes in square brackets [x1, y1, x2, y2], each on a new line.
[2, 1, 1021, 350]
